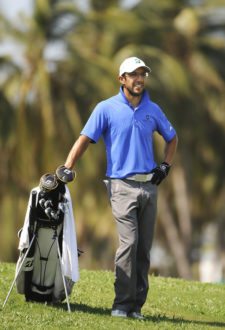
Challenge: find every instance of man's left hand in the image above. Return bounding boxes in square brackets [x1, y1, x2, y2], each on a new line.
[150, 162, 171, 185]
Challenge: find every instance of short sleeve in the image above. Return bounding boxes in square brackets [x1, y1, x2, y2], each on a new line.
[154, 105, 176, 142]
[81, 102, 108, 143]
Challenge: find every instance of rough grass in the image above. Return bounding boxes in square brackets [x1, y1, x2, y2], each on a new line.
[0, 263, 225, 329]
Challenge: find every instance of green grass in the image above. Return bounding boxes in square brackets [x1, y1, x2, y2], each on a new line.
[0, 263, 225, 329]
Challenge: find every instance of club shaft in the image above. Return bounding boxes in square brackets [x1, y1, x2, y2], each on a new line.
[56, 238, 71, 313]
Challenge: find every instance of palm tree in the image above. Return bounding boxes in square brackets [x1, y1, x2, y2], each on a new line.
[125, 0, 225, 278]
[0, 0, 84, 260]
[1, 0, 225, 280]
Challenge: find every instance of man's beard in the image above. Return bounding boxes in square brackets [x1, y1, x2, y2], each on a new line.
[126, 86, 144, 97]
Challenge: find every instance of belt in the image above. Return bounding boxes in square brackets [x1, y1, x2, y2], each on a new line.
[125, 173, 153, 182]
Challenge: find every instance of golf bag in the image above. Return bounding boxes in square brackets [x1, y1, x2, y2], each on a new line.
[15, 176, 79, 304]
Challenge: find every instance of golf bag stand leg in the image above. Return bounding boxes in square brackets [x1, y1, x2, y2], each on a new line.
[2, 234, 36, 309]
[2, 190, 37, 309]
[56, 234, 71, 313]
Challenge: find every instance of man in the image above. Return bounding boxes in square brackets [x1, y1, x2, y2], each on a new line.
[64, 57, 178, 319]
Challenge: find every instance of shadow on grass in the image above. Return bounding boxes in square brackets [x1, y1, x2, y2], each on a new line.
[55, 302, 225, 328]
[144, 314, 225, 328]
[54, 302, 111, 316]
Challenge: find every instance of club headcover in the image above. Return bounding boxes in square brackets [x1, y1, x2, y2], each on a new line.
[56, 165, 76, 183]
[39, 173, 58, 192]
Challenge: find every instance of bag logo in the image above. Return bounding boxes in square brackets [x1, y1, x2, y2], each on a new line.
[24, 258, 34, 270]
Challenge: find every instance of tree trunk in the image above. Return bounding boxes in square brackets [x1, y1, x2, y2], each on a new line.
[158, 191, 192, 279]
[171, 165, 192, 252]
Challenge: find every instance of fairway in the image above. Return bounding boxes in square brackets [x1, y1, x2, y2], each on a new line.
[1, 263, 225, 329]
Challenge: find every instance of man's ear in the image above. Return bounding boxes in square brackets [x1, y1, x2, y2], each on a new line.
[118, 75, 125, 84]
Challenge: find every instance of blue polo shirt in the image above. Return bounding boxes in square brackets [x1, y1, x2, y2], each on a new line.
[81, 87, 176, 178]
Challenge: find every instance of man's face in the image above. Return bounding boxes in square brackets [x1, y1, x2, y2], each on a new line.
[120, 68, 148, 97]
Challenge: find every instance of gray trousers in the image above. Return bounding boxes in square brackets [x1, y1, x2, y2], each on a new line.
[105, 179, 157, 313]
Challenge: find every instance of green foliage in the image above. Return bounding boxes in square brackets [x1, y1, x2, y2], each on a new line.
[0, 263, 225, 329]
[1, 0, 225, 277]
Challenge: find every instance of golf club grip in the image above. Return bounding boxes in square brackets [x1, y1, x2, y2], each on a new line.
[25, 190, 37, 300]
[29, 191, 37, 229]
[31, 190, 37, 208]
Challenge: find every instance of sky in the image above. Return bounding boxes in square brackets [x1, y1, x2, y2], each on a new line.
[0, 0, 33, 20]
[0, 0, 140, 64]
